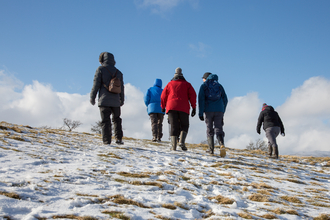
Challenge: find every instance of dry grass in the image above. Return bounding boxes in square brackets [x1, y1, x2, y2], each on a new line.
[257, 189, 272, 195]
[101, 211, 130, 220]
[117, 171, 150, 178]
[209, 195, 235, 204]
[272, 208, 286, 214]
[0, 191, 21, 199]
[98, 152, 123, 159]
[286, 209, 299, 215]
[248, 193, 270, 202]
[131, 181, 163, 188]
[108, 194, 149, 208]
[260, 213, 277, 219]
[251, 182, 275, 190]
[162, 203, 177, 210]
[237, 212, 253, 219]
[51, 215, 98, 220]
[174, 201, 189, 210]
[280, 196, 302, 204]
[313, 213, 330, 220]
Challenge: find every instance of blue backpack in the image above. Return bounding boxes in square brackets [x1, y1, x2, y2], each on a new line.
[204, 79, 222, 101]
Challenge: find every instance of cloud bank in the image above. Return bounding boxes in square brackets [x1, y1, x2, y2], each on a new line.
[1, 70, 330, 155]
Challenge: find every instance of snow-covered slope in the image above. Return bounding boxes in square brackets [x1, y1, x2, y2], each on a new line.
[0, 121, 330, 220]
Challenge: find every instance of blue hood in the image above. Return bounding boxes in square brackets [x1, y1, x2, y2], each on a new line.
[154, 78, 162, 88]
[206, 74, 218, 81]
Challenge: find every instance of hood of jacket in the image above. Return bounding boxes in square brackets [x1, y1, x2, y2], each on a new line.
[264, 105, 275, 111]
[206, 74, 218, 81]
[153, 78, 162, 88]
[102, 52, 115, 66]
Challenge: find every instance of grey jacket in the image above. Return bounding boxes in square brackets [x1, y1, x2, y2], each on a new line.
[90, 53, 124, 107]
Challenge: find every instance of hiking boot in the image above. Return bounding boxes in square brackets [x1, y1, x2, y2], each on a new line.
[171, 136, 177, 151]
[220, 145, 226, 157]
[216, 135, 224, 146]
[152, 137, 157, 142]
[115, 139, 124, 145]
[273, 146, 279, 159]
[179, 131, 188, 151]
[268, 142, 273, 157]
[206, 136, 214, 154]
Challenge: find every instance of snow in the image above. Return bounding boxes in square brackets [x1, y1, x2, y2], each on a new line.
[1, 121, 330, 220]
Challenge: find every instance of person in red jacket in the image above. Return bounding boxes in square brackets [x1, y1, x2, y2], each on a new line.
[161, 67, 197, 151]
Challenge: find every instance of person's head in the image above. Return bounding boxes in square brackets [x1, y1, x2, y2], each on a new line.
[262, 103, 268, 111]
[174, 67, 183, 77]
[202, 72, 212, 82]
[99, 52, 116, 66]
[154, 78, 162, 88]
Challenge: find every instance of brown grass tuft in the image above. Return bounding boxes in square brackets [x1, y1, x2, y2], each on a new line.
[108, 194, 149, 208]
[280, 196, 302, 204]
[313, 213, 330, 220]
[117, 171, 150, 178]
[237, 212, 253, 219]
[248, 193, 270, 202]
[101, 211, 130, 220]
[162, 203, 177, 210]
[209, 195, 235, 204]
[0, 191, 21, 199]
[260, 213, 277, 219]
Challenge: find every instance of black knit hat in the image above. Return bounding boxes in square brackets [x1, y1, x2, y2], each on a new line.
[202, 72, 212, 79]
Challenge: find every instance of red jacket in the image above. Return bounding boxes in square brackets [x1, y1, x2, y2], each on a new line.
[161, 79, 197, 114]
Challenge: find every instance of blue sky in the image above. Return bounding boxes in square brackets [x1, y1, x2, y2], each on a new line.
[1, 0, 330, 154]
[1, 0, 329, 107]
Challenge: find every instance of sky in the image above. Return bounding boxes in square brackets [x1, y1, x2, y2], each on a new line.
[1, 122, 330, 219]
[1, 0, 330, 155]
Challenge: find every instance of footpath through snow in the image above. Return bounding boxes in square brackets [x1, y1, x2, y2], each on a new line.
[0, 121, 330, 220]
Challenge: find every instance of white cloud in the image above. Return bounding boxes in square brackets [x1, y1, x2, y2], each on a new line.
[135, 0, 199, 14]
[276, 76, 330, 154]
[189, 42, 210, 58]
[1, 69, 330, 155]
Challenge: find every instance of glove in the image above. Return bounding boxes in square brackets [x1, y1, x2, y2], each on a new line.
[199, 115, 204, 121]
[281, 133, 285, 137]
[161, 108, 166, 113]
[120, 101, 124, 106]
[257, 130, 260, 134]
[191, 108, 196, 117]
[90, 99, 95, 106]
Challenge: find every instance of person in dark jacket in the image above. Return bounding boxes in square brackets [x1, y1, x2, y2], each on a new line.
[144, 79, 165, 142]
[256, 103, 285, 159]
[90, 52, 125, 145]
[161, 67, 197, 151]
[198, 72, 228, 155]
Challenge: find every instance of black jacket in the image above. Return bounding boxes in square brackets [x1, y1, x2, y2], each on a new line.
[256, 106, 284, 134]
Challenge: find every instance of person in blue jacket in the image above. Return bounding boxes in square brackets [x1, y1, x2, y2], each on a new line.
[144, 79, 165, 142]
[198, 72, 228, 154]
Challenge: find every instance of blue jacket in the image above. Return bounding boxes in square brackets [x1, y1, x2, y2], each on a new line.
[198, 74, 228, 117]
[144, 79, 165, 115]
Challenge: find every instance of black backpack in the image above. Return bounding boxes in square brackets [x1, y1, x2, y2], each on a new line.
[204, 79, 221, 101]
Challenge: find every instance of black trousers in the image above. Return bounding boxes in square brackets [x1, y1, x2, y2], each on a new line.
[167, 110, 189, 137]
[99, 106, 123, 144]
[150, 113, 164, 139]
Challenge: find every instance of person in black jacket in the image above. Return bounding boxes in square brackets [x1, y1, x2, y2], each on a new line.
[90, 52, 124, 145]
[256, 103, 285, 159]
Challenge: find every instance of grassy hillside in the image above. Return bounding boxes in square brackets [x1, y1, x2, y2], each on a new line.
[0, 121, 330, 220]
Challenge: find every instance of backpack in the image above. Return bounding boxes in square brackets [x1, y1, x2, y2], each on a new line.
[204, 79, 221, 101]
[103, 68, 121, 94]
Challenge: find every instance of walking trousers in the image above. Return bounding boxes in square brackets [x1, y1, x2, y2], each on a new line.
[99, 106, 123, 144]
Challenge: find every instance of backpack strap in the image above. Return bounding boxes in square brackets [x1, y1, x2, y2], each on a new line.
[103, 67, 118, 89]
